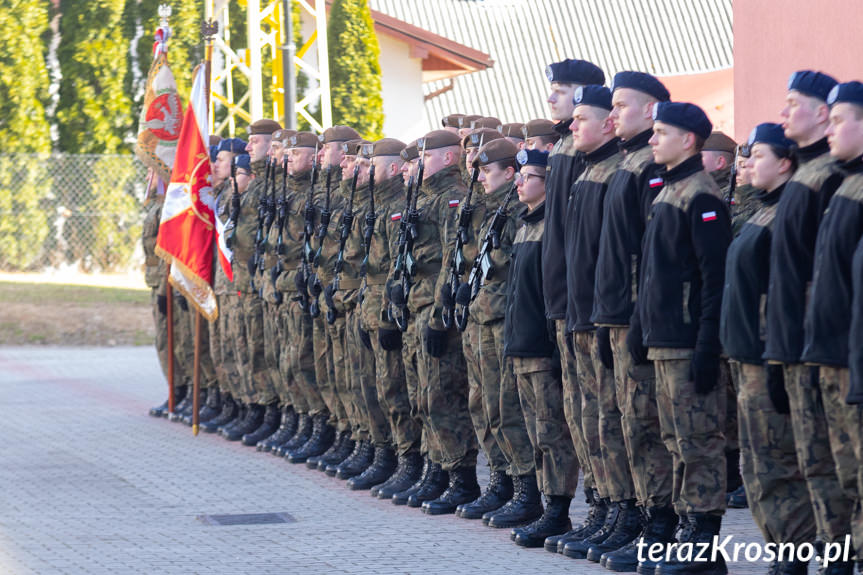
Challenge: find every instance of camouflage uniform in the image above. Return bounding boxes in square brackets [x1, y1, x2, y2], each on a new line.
[731, 184, 760, 236]
[555, 321, 594, 493]
[211, 182, 242, 400]
[231, 159, 278, 406]
[409, 165, 476, 470]
[472, 181, 534, 477]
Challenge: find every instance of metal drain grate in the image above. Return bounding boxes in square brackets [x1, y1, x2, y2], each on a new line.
[197, 512, 296, 526]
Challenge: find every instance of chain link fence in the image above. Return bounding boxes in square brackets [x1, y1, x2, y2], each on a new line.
[0, 154, 148, 273]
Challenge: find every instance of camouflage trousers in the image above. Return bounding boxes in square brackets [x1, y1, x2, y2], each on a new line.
[480, 320, 534, 477]
[327, 311, 366, 439]
[417, 305, 476, 471]
[275, 302, 309, 413]
[236, 293, 278, 405]
[403, 313, 436, 461]
[188, 305, 218, 391]
[220, 293, 251, 402]
[346, 305, 392, 447]
[264, 301, 290, 405]
[313, 313, 347, 430]
[555, 320, 594, 492]
[650, 348, 727, 515]
[819, 366, 863, 553]
[513, 355, 579, 497]
[463, 320, 509, 473]
[151, 288, 189, 389]
[283, 298, 325, 415]
[723, 358, 740, 468]
[574, 330, 635, 502]
[210, 295, 242, 398]
[609, 327, 672, 508]
[730, 361, 815, 545]
[785, 363, 853, 543]
[369, 325, 421, 456]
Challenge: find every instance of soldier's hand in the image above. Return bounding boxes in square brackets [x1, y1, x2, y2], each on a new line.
[294, 271, 307, 293]
[359, 328, 373, 351]
[424, 325, 447, 358]
[157, 295, 167, 315]
[273, 291, 283, 306]
[440, 284, 454, 308]
[324, 284, 336, 309]
[626, 322, 648, 365]
[454, 282, 471, 306]
[690, 348, 719, 394]
[378, 328, 403, 351]
[390, 284, 406, 306]
[596, 326, 614, 370]
[766, 364, 790, 414]
[175, 293, 189, 312]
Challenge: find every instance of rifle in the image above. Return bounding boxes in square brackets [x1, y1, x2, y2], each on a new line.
[327, 154, 360, 324]
[359, 143, 376, 306]
[295, 142, 319, 312]
[444, 134, 483, 330]
[224, 159, 241, 250]
[391, 138, 426, 331]
[249, 157, 273, 294]
[270, 156, 289, 306]
[726, 145, 739, 208]
[308, 154, 333, 319]
[455, 181, 517, 330]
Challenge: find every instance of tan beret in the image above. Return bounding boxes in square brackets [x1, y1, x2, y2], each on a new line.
[288, 131, 319, 149]
[322, 125, 360, 143]
[471, 116, 502, 131]
[208, 135, 222, 146]
[704, 131, 737, 154]
[372, 138, 407, 158]
[273, 129, 297, 143]
[441, 114, 466, 129]
[248, 119, 282, 136]
[418, 129, 462, 151]
[473, 138, 519, 167]
[461, 128, 504, 150]
[341, 138, 369, 156]
[400, 141, 419, 162]
[458, 115, 482, 129]
[499, 123, 525, 140]
[522, 119, 557, 139]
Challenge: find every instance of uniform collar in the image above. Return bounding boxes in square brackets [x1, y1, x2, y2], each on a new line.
[755, 181, 785, 207]
[486, 180, 516, 210]
[795, 137, 831, 163]
[251, 159, 268, 177]
[420, 165, 462, 196]
[619, 129, 652, 153]
[838, 154, 863, 175]
[661, 153, 704, 184]
[585, 137, 621, 164]
[554, 118, 573, 136]
[520, 201, 545, 223]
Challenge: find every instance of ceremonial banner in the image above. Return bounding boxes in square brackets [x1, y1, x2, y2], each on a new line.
[214, 208, 234, 282]
[135, 25, 182, 184]
[156, 64, 218, 321]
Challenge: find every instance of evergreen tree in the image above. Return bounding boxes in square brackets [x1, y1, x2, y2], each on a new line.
[327, 0, 384, 139]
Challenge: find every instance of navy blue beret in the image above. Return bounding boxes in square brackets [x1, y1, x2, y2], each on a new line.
[573, 85, 613, 111]
[209, 145, 219, 163]
[747, 123, 794, 153]
[611, 71, 670, 102]
[652, 102, 713, 141]
[828, 81, 863, 107]
[545, 59, 605, 86]
[233, 154, 251, 173]
[218, 137, 248, 155]
[787, 70, 838, 101]
[516, 149, 550, 168]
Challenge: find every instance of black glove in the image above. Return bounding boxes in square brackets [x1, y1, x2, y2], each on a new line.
[294, 271, 306, 293]
[175, 293, 189, 312]
[626, 322, 648, 365]
[454, 282, 472, 306]
[440, 284, 454, 308]
[424, 325, 447, 358]
[378, 328, 403, 351]
[324, 283, 336, 309]
[359, 328, 372, 350]
[390, 284, 406, 306]
[309, 274, 322, 296]
[690, 348, 720, 394]
[157, 294, 167, 315]
[273, 290, 283, 306]
[766, 364, 790, 414]
[596, 326, 614, 370]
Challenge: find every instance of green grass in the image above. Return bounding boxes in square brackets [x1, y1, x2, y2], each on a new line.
[0, 281, 149, 306]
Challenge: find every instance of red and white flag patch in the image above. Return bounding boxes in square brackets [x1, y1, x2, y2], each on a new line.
[649, 178, 663, 188]
[702, 211, 718, 222]
[391, 212, 402, 222]
[449, 199, 460, 208]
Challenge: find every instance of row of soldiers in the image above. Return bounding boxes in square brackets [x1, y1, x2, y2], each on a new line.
[142, 57, 863, 575]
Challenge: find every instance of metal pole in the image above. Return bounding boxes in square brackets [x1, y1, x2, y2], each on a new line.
[282, 0, 296, 129]
[166, 271, 175, 413]
[316, 0, 332, 128]
[192, 313, 202, 435]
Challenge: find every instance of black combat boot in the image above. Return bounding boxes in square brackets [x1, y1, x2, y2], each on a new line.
[218, 402, 247, 434]
[544, 489, 608, 552]
[311, 430, 352, 470]
[201, 393, 237, 433]
[512, 495, 572, 548]
[378, 451, 424, 500]
[286, 414, 335, 463]
[168, 387, 198, 422]
[816, 560, 855, 575]
[347, 445, 398, 491]
[726, 485, 748, 509]
[258, 406, 297, 452]
[393, 456, 431, 505]
[601, 505, 677, 572]
[406, 463, 448, 508]
[487, 474, 543, 528]
[335, 440, 375, 479]
[187, 387, 221, 425]
[766, 558, 808, 574]
[223, 403, 265, 441]
[585, 499, 643, 562]
[654, 514, 726, 574]
[277, 413, 313, 456]
[241, 402, 281, 446]
[149, 385, 187, 418]
[456, 470, 512, 520]
[562, 496, 621, 559]
[422, 465, 481, 515]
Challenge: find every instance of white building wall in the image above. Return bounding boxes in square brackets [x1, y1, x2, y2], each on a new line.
[376, 34, 425, 141]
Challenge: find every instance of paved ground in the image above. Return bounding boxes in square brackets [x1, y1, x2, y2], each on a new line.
[0, 346, 773, 574]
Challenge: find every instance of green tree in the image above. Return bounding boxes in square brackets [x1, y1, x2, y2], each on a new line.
[0, 2, 52, 270]
[327, 0, 384, 139]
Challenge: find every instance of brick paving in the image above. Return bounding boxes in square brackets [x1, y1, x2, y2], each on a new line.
[0, 346, 779, 574]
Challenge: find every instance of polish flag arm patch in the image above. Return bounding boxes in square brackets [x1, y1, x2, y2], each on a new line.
[391, 212, 402, 222]
[649, 178, 663, 188]
[448, 199, 460, 208]
[702, 211, 718, 222]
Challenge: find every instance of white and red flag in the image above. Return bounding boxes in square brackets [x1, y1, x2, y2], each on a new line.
[156, 64, 218, 320]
